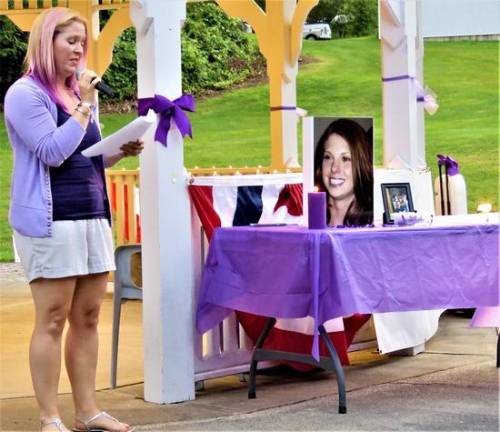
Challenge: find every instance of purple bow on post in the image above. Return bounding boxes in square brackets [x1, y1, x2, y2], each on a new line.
[437, 154, 460, 176]
[436, 154, 460, 216]
[137, 94, 195, 146]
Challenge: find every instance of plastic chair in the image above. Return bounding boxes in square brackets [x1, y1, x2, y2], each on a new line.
[110, 244, 142, 388]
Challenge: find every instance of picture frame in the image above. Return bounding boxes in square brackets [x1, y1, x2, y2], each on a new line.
[303, 116, 374, 227]
[381, 182, 414, 224]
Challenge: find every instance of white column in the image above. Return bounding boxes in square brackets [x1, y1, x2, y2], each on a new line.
[281, 0, 299, 167]
[130, 0, 195, 403]
[380, 0, 426, 169]
[415, 0, 426, 166]
[281, 65, 299, 167]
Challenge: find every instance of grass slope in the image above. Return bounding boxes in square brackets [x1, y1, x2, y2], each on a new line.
[0, 37, 497, 261]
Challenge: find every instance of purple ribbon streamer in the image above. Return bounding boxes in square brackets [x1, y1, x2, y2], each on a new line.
[312, 235, 321, 361]
[137, 94, 195, 146]
[381, 74, 414, 82]
[437, 154, 459, 176]
[270, 106, 297, 111]
[382, 75, 438, 113]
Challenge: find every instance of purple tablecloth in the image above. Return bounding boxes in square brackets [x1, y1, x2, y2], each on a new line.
[196, 224, 499, 359]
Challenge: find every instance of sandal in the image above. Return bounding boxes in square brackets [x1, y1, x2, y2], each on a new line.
[40, 417, 68, 432]
[73, 411, 134, 432]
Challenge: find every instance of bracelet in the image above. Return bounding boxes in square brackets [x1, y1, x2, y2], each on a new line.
[79, 101, 94, 110]
[74, 106, 91, 118]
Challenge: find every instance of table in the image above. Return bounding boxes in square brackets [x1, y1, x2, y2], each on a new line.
[196, 222, 499, 412]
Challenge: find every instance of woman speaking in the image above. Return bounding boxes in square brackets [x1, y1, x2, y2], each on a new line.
[4, 7, 141, 432]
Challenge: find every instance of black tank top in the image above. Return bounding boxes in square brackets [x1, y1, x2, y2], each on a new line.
[49, 106, 108, 221]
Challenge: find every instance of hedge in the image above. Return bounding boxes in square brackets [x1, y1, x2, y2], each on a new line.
[0, 2, 263, 103]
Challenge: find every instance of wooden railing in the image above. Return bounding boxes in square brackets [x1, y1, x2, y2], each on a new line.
[105, 169, 140, 246]
[0, 0, 129, 13]
[105, 166, 302, 247]
[0, 1, 67, 12]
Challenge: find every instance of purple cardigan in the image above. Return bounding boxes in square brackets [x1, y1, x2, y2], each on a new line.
[5, 76, 100, 237]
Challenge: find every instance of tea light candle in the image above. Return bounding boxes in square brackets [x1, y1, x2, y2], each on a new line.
[308, 190, 327, 229]
[477, 203, 492, 213]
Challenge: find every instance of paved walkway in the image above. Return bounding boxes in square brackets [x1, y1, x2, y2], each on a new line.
[0, 264, 498, 431]
[0, 262, 24, 278]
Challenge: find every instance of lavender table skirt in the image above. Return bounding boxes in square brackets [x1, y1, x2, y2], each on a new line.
[196, 223, 499, 359]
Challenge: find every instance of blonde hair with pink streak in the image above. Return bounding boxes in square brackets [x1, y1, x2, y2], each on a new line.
[24, 7, 88, 108]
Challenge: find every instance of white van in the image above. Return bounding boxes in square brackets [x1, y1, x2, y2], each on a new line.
[303, 23, 332, 40]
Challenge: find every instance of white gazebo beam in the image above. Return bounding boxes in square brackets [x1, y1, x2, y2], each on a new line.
[380, 0, 426, 170]
[130, 0, 195, 404]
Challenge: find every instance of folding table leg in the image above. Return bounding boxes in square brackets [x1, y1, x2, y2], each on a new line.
[248, 317, 276, 399]
[318, 324, 347, 414]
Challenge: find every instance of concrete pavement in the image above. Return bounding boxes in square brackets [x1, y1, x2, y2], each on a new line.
[1, 264, 498, 431]
[135, 316, 499, 431]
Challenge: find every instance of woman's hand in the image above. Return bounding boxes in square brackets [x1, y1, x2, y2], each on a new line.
[120, 139, 144, 157]
[77, 68, 99, 106]
[103, 140, 144, 167]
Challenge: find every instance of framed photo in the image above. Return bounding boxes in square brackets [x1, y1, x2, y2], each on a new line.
[381, 182, 414, 224]
[303, 116, 374, 227]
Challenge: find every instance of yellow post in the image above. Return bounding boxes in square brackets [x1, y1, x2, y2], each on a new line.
[67, 0, 132, 76]
[216, 0, 318, 171]
[92, 6, 132, 76]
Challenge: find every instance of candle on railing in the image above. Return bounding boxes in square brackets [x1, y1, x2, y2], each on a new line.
[477, 203, 492, 213]
[308, 188, 327, 229]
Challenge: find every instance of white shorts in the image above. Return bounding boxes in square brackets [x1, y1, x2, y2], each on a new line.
[14, 219, 116, 283]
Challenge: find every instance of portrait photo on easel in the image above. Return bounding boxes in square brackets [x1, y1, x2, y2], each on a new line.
[303, 117, 374, 227]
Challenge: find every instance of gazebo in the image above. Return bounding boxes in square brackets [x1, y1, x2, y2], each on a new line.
[2, 0, 497, 405]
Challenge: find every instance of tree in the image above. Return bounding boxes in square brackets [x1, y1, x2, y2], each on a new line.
[0, 16, 28, 102]
[307, 0, 343, 23]
[341, 0, 378, 37]
[181, 2, 262, 95]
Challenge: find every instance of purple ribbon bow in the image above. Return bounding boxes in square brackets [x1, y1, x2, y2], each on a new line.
[437, 154, 459, 176]
[137, 94, 195, 146]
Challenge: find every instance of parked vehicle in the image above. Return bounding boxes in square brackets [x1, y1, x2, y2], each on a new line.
[303, 22, 332, 40]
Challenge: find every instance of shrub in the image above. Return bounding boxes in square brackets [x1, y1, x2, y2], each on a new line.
[101, 27, 137, 102]
[0, 16, 28, 103]
[1, 2, 262, 103]
[100, 2, 263, 101]
[181, 2, 262, 95]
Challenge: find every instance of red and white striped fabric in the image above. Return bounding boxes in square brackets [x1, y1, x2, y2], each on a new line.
[189, 174, 370, 368]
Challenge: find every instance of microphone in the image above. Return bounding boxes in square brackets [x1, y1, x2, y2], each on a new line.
[93, 79, 114, 97]
[75, 68, 114, 97]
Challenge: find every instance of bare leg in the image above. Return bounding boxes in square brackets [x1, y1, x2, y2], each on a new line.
[66, 273, 131, 432]
[30, 277, 76, 430]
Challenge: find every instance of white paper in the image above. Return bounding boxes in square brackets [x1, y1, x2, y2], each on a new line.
[82, 111, 156, 157]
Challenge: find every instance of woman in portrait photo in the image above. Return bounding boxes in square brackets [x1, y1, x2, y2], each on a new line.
[314, 118, 373, 226]
[4, 7, 141, 432]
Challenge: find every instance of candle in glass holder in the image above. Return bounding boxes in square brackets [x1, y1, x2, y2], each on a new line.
[308, 190, 327, 229]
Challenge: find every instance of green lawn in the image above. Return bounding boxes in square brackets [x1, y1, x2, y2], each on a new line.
[1, 36, 498, 261]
